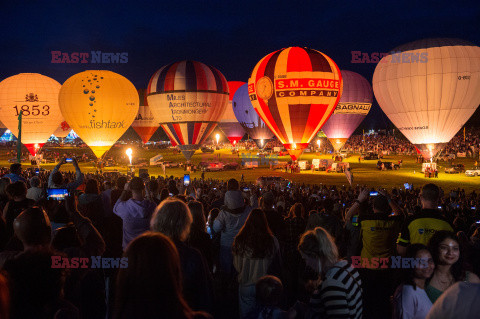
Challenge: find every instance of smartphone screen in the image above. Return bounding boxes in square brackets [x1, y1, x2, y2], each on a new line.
[370, 191, 378, 196]
[66, 158, 73, 163]
[47, 188, 69, 201]
[183, 174, 190, 187]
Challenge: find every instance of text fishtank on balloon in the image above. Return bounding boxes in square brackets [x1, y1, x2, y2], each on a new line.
[373, 38, 480, 160]
[58, 71, 139, 158]
[248, 47, 343, 161]
[0, 73, 63, 156]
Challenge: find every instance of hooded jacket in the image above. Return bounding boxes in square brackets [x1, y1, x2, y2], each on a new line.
[213, 190, 251, 247]
[113, 198, 157, 250]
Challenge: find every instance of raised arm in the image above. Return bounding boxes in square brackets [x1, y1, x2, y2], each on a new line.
[345, 189, 369, 222]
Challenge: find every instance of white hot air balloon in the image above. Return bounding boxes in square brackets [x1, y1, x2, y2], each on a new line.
[373, 38, 480, 159]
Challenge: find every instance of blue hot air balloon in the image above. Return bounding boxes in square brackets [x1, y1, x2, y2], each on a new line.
[232, 83, 274, 149]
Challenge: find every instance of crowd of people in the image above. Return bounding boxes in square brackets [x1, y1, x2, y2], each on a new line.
[0, 158, 479, 318]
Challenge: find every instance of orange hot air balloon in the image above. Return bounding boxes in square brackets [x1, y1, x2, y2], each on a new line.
[0, 73, 63, 155]
[132, 89, 159, 144]
[248, 47, 343, 161]
[59, 70, 139, 158]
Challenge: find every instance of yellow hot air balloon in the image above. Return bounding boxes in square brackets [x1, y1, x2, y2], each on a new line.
[0, 73, 63, 155]
[59, 71, 138, 158]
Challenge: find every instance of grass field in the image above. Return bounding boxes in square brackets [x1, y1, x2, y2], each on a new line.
[2, 146, 479, 192]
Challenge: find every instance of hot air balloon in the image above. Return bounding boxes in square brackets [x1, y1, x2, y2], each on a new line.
[131, 89, 159, 144]
[0, 121, 7, 139]
[58, 70, 139, 158]
[147, 61, 229, 161]
[0, 73, 63, 155]
[232, 83, 274, 148]
[373, 38, 480, 159]
[54, 121, 71, 138]
[248, 47, 343, 160]
[322, 70, 372, 152]
[217, 81, 246, 146]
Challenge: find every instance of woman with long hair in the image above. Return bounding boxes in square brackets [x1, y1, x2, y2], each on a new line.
[232, 208, 280, 318]
[426, 230, 480, 303]
[298, 227, 363, 319]
[151, 198, 213, 312]
[114, 232, 211, 319]
[187, 200, 213, 271]
[392, 244, 435, 319]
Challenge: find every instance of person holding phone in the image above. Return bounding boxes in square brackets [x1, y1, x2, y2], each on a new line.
[113, 177, 157, 250]
[48, 157, 84, 193]
[345, 188, 404, 318]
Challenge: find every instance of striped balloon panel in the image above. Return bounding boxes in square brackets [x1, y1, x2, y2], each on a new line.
[147, 61, 229, 128]
[148, 61, 228, 95]
[248, 47, 342, 147]
[160, 122, 217, 147]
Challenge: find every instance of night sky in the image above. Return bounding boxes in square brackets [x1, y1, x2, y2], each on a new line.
[1, 0, 480, 130]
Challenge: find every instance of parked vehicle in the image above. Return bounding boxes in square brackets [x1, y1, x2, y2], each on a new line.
[376, 161, 399, 170]
[149, 154, 164, 166]
[326, 162, 349, 173]
[224, 162, 240, 170]
[161, 161, 180, 168]
[444, 164, 465, 174]
[200, 147, 214, 153]
[203, 162, 224, 172]
[465, 167, 480, 177]
[363, 152, 380, 160]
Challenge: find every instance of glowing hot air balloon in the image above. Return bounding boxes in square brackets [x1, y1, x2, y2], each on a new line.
[54, 121, 71, 138]
[322, 70, 372, 152]
[217, 81, 246, 146]
[373, 38, 480, 159]
[232, 83, 274, 148]
[0, 73, 63, 155]
[147, 61, 229, 161]
[248, 47, 343, 160]
[0, 120, 8, 139]
[131, 89, 159, 144]
[59, 70, 139, 158]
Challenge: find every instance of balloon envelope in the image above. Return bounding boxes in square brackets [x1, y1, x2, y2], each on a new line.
[232, 83, 274, 148]
[218, 81, 246, 146]
[147, 61, 229, 160]
[322, 70, 372, 151]
[54, 121, 71, 138]
[0, 73, 63, 155]
[248, 47, 343, 160]
[373, 38, 480, 159]
[131, 89, 159, 144]
[59, 70, 139, 158]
